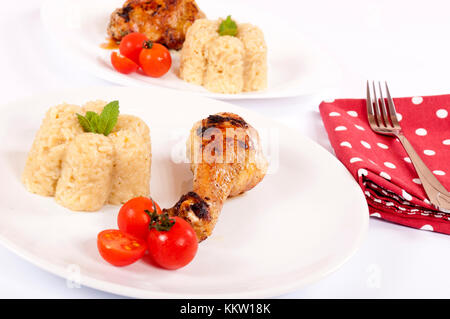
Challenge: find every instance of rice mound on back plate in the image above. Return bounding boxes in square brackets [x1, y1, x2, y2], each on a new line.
[179, 18, 267, 94]
[237, 23, 268, 92]
[204, 36, 245, 94]
[22, 101, 151, 212]
[179, 19, 220, 85]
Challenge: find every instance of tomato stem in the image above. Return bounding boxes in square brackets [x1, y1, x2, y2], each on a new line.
[145, 210, 175, 232]
[143, 40, 153, 49]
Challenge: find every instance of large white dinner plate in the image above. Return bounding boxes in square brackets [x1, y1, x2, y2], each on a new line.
[0, 87, 367, 298]
[40, 0, 341, 100]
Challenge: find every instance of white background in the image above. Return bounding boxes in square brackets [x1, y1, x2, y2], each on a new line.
[0, 0, 449, 298]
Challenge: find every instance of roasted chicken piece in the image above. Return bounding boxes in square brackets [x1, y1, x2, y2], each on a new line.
[164, 113, 268, 241]
[107, 0, 205, 50]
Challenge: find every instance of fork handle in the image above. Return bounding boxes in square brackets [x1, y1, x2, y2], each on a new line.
[396, 133, 450, 210]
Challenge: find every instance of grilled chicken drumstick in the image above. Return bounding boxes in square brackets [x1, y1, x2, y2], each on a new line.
[164, 113, 268, 242]
[108, 0, 205, 50]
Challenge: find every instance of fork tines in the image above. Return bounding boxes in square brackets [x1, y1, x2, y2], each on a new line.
[366, 81, 401, 131]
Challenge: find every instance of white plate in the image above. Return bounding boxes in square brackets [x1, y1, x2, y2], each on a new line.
[0, 87, 367, 298]
[40, 0, 341, 100]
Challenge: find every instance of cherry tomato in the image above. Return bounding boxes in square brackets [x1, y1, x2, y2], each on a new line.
[111, 51, 139, 74]
[139, 41, 172, 78]
[118, 197, 162, 240]
[97, 229, 147, 267]
[119, 32, 148, 64]
[147, 215, 198, 270]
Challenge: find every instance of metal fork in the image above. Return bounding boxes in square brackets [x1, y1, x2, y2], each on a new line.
[366, 81, 450, 211]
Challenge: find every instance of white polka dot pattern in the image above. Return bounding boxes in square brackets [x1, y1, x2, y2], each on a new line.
[402, 190, 413, 201]
[436, 109, 448, 118]
[380, 172, 391, 180]
[412, 96, 423, 104]
[350, 157, 363, 163]
[420, 225, 434, 231]
[384, 162, 396, 169]
[415, 128, 427, 136]
[360, 141, 371, 149]
[319, 94, 450, 234]
[358, 169, 368, 177]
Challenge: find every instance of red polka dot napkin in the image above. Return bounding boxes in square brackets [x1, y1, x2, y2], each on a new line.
[319, 95, 450, 234]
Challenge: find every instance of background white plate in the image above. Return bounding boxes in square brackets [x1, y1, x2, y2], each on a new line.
[40, 0, 341, 100]
[0, 87, 367, 298]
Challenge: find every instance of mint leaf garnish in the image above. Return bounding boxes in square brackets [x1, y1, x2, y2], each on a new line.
[99, 101, 120, 136]
[76, 101, 120, 136]
[85, 111, 100, 132]
[218, 15, 238, 36]
[76, 113, 92, 133]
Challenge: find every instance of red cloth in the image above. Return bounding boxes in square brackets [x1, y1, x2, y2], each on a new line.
[319, 95, 450, 234]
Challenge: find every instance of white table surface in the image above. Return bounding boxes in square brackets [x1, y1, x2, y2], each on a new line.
[1, 0, 449, 298]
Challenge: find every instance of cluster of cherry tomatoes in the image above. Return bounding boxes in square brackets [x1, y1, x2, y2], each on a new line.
[97, 197, 198, 270]
[110, 32, 172, 77]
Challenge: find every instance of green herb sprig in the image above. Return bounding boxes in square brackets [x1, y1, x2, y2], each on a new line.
[76, 101, 119, 136]
[218, 15, 238, 37]
[145, 210, 176, 232]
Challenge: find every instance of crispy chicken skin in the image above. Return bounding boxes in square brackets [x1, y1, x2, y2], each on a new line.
[107, 0, 205, 50]
[164, 113, 268, 242]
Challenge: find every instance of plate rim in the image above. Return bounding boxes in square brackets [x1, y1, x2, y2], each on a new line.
[0, 86, 368, 298]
